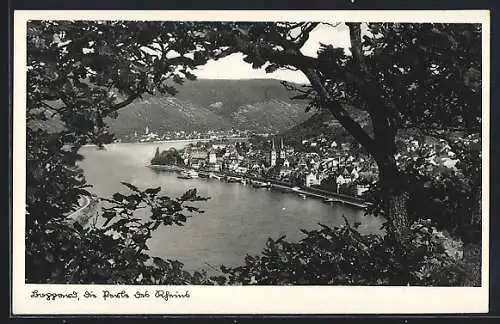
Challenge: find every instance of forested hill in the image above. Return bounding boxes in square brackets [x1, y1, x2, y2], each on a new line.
[106, 78, 312, 138]
[279, 105, 372, 146]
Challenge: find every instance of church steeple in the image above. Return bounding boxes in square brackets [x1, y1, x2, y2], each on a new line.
[280, 137, 286, 159]
[269, 138, 277, 167]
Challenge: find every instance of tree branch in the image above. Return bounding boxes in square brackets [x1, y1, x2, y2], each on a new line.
[103, 92, 142, 116]
[346, 22, 369, 74]
[165, 56, 198, 67]
[294, 22, 320, 49]
[346, 22, 398, 158]
[303, 68, 378, 157]
[225, 24, 378, 157]
[321, 22, 342, 29]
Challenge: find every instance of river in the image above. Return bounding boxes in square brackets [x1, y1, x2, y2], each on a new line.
[78, 141, 384, 273]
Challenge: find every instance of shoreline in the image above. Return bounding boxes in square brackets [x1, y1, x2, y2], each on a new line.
[148, 164, 371, 209]
[82, 138, 250, 148]
[65, 196, 99, 226]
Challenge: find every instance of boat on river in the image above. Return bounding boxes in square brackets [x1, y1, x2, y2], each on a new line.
[209, 172, 222, 180]
[198, 171, 210, 178]
[177, 172, 192, 179]
[177, 170, 199, 179]
[271, 186, 292, 193]
[251, 181, 271, 188]
[251, 181, 264, 188]
[324, 198, 339, 204]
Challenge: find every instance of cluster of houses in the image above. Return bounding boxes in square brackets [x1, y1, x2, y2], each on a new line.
[178, 136, 378, 195]
[181, 142, 249, 174]
[153, 126, 465, 198]
[125, 127, 251, 143]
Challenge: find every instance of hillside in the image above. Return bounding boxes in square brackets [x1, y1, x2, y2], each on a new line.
[31, 79, 370, 145]
[280, 105, 372, 146]
[106, 78, 312, 138]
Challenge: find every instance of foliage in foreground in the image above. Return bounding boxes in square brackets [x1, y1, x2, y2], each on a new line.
[26, 183, 213, 284]
[214, 218, 467, 286]
[364, 133, 482, 244]
[24, 20, 480, 286]
[28, 193, 468, 286]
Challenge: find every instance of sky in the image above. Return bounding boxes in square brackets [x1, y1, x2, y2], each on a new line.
[195, 23, 352, 84]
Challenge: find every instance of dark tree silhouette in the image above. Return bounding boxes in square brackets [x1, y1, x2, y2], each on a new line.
[206, 22, 481, 284]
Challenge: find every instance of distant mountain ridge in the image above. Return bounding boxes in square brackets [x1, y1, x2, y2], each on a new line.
[106, 78, 312, 138]
[32, 78, 369, 145]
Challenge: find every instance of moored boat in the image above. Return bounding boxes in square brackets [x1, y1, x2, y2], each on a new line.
[198, 171, 210, 178]
[209, 173, 222, 180]
[251, 181, 265, 188]
[177, 172, 192, 179]
[261, 182, 271, 188]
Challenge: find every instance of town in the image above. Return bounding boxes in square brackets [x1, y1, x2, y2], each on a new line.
[149, 129, 462, 199]
[117, 128, 254, 143]
[151, 133, 379, 197]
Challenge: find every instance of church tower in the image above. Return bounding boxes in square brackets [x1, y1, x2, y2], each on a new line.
[280, 137, 286, 159]
[270, 138, 277, 167]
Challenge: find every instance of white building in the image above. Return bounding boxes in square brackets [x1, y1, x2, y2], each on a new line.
[305, 172, 320, 187]
[356, 185, 369, 196]
[235, 166, 248, 174]
[351, 167, 359, 180]
[228, 161, 239, 171]
[208, 150, 217, 164]
[336, 174, 348, 186]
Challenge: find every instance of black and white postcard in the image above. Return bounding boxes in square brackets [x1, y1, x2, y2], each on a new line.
[12, 9, 490, 315]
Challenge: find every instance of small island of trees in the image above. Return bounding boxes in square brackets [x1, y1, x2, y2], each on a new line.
[151, 147, 183, 166]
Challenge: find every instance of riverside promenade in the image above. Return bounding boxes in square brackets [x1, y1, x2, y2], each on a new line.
[148, 164, 371, 209]
[229, 173, 371, 209]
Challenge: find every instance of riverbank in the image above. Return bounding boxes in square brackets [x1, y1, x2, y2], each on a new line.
[83, 137, 250, 148]
[66, 196, 100, 226]
[148, 164, 371, 209]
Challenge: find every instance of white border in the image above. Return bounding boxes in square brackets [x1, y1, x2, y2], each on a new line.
[12, 10, 490, 315]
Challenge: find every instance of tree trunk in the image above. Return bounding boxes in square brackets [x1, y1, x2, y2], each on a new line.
[378, 158, 412, 246]
[378, 157, 412, 285]
[385, 191, 411, 245]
